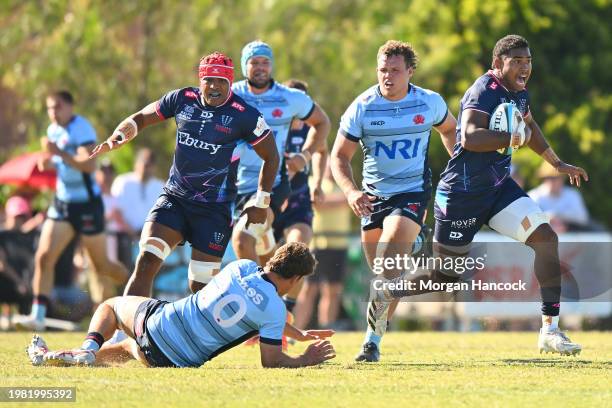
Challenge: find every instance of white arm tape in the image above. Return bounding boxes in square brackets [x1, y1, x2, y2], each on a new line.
[188, 260, 221, 284]
[235, 214, 268, 238]
[139, 237, 171, 261]
[253, 190, 271, 208]
[113, 117, 138, 144]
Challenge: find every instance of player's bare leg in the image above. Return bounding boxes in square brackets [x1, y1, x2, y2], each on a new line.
[123, 221, 183, 297]
[294, 280, 319, 329]
[282, 222, 313, 324]
[318, 282, 343, 327]
[81, 232, 129, 286]
[28, 296, 152, 366]
[357, 216, 420, 362]
[526, 224, 581, 355]
[15, 219, 75, 331]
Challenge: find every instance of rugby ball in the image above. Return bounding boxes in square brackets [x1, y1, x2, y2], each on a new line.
[489, 102, 525, 155]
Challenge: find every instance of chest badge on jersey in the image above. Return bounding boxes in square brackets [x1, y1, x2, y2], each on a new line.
[272, 108, 283, 118]
[413, 114, 425, 125]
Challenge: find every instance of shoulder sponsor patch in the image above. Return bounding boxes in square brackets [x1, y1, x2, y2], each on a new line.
[232, 101, 245, 112]
[254, 115, 270, 137]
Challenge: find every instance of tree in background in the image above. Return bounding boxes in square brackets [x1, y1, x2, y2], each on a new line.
[1, 0, 610, 225]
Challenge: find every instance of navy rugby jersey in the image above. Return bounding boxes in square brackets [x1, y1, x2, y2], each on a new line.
[155, 87, 271, 203]
[439, 71, 530, 193]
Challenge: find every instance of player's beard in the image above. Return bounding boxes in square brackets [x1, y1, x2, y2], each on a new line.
[247, 77, 272, 90]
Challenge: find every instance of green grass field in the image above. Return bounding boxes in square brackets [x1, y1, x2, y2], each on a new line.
[1, 331, 611, 407]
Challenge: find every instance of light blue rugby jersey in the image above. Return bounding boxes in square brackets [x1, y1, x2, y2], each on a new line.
[147, 259, 287, 368]
[339, 84, 448, 196]
[47, 115, 101, 203]
[232, 80, 315, 194]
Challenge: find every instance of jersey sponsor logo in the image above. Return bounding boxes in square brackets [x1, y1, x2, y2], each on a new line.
[489, 82, 498, 90]
[231, 101, 245, 112]
[370, 120, 385, 126]
[177, 105, 195, 121]
[451, 218, 477, 229]
[201, 111, 214, 121]
[236, 274, 265, 305]
[253, 115, 270, 137]
[291, 136, 304, 145]
[374, 138, 421, 159]
[272, 108, 283, 118]
[413, 114, 425, 125]
[449, 231, 463, 240]
[209, 241, 224, 251]
[215, 124, 232, 134]
[177, 131, 222, 154]
[184, 90, 198, 99]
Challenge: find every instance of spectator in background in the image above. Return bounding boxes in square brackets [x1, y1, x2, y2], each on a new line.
[294, 165, 351, 329]
[111, 148, 164, 238]
[528, 162, 589, 233]
[14, 90, 128, 331]
[3, 195, 42, 233]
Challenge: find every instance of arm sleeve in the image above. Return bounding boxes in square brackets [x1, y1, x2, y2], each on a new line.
[463, 82, 498, 116]
[294, 91, 315, 121]
[431, 93, 449, 126]
[258, 304, 286, 345]
[338, 98, 364, 142]
[156, 89, 182, 120]
[242, 112, 272, 146]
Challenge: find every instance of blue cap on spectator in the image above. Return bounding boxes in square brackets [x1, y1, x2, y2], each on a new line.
[241, 41, 273, 77]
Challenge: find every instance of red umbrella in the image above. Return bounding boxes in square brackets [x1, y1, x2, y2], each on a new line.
[0, 152, 56, 190]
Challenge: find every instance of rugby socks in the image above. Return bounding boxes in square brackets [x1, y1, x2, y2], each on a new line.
[81, 332, 105, 352]
[31, 295, 49, 322]
[283, 297, 297, 313]
[363, 326, 382, 348]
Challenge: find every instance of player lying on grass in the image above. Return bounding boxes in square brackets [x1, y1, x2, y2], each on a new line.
[27, 242, 336, 368]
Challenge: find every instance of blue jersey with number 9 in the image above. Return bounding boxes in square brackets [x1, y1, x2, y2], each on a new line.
[146, 259, 286, 367]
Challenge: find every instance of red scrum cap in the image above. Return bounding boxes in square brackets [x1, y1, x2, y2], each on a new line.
[198, 52, 234, 85]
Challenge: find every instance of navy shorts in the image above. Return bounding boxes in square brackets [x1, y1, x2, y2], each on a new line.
[434, 177, 528, 246]
[361, 191, 430, 231]
[233, 178, 291, 221]
[133, 299, 176, 368]
[47, 196, 105, 235]
[146, 192, 232, 258]
[272, 187, 313, 241]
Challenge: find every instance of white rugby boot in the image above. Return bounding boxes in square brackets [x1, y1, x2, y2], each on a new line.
[44, 349, 96, 366]
[26, 334, 49, 366]
[538, 328, 582, 356]
[14, 315, 45, 332]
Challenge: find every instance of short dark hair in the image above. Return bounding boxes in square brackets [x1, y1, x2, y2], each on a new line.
[284, 79, 308, 93]
[493, 35, 529, 59]
[377, 40, 418, 69]
[48, 90, 74, 105]
[266, 242, 317, 279]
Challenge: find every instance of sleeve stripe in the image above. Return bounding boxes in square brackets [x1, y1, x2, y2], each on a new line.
[463, 107, 491, 116]
[155, 101, 166, 120]
[259, 337, 283, 346]
[434, 109, 449, 127]
[249, 130, 272, 146]
[339, 129, 360, 142]
[298, 103, 316, 121]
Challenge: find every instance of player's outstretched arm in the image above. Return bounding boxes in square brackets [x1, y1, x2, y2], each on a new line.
[310, 147, 328, 205]
[259, 340, 336, 368]
[330, 133, 374, 217]
[525, 114, 589, 187]
[434, 109, 458, 156]
[90, 102, 165, 158]
[287, 104, 331, 175]
[461, 109, 525, 152]
[283, 321, 335, 341]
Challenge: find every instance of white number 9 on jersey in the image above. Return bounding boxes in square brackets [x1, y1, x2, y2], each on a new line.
[212, 294, 247, 328]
